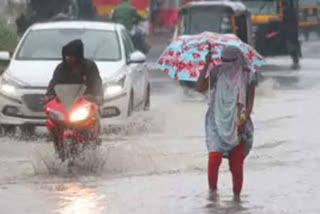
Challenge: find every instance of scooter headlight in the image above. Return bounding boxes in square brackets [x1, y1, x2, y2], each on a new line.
[69, 105, 91, 122]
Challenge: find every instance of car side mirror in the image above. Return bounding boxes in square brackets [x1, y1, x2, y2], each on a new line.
[0, 51, 10, 61]
[128, 51, 146, 64]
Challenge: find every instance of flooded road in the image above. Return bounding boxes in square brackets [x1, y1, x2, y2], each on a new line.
[1, 40, 320, 214]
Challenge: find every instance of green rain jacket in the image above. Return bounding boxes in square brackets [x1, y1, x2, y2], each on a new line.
[111, 1, 144, 30]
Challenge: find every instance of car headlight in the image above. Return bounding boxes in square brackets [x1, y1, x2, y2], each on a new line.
[0, 83, 16, 95]
[104, 76, 125, 98]
[69, 105, 91, 122]
[105, 85, 123, 97]
[0, 75, 21, 97]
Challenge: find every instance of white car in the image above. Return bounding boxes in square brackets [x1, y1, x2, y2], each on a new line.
[0, 21, 150, 134]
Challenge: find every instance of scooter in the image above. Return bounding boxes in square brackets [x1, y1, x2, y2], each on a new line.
[44, 84, 100, 162]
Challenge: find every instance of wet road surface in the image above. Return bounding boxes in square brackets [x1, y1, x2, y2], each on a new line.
[1, 39, 320, 214]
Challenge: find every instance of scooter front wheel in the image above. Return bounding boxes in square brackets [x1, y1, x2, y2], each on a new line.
[56, 137, 73, 162]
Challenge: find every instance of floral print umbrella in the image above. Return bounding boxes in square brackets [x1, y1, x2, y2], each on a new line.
[156, 32, 264, 82]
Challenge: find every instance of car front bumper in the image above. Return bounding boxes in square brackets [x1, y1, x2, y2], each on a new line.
[101, 92, 128, 120]
[0, 91, 47, 126]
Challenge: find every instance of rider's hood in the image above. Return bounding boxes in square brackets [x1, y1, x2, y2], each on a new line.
[62, 39, 84, 61]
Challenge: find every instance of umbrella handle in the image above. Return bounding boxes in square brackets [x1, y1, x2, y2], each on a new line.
[206, 42, 213, 105]
[205, 42, 212, 79]
[207, 69, 212, 105]
[207, 43, 212, 54]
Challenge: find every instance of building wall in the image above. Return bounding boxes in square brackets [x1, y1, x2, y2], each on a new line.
[93, 0, 149, 17]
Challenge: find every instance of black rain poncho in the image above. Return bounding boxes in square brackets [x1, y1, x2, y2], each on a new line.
[46, 39, 103, 99]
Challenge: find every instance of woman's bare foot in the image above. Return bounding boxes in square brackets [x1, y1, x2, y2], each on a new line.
[233, 193, 241, 202]
[208, 189, 219, 201]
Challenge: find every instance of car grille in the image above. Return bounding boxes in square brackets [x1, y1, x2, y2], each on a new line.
[22, 94, 45, 112]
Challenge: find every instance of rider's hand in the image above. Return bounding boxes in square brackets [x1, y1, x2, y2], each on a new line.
[42, 95, 54, 104]
[83, 94, 93, 100]
[84, 95, 103, 105]
[95, 96, 103, 105]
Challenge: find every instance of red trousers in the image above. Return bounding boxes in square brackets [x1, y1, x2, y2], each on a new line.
[208, 142, 244, 194]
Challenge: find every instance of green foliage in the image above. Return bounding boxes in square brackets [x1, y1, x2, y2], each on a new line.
[0, 17, 18, 52]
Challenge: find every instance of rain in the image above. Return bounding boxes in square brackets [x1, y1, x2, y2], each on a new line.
[0, 0, 320, 213]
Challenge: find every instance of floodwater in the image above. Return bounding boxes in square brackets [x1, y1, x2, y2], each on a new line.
[1, 39, 320, 214]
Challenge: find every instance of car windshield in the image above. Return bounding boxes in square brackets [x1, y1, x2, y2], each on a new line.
[240, 0, 278, 15]
[16, 29, 121, 61]
[181, 8, 232, 35]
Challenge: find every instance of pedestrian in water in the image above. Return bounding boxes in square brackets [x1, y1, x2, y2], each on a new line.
[196, 45, 256, 200]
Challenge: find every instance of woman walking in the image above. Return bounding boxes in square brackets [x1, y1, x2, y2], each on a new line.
[196, 46, 256, 199]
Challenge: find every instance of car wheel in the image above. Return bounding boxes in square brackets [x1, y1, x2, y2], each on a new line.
[20, 125, 36, 137]
[144, 84, 150, 111]
[0, 125, 16, 137]
[127, 91, 134, 117]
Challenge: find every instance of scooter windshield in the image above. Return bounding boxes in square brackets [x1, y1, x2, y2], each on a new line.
[54, 84, 87, 112]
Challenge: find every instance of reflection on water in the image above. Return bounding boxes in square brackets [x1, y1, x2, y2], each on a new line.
[55, 184, 106, 214]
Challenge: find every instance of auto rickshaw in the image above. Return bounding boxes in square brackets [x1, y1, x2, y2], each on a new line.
[235, 0, 301, 68]
[174, 1, 253, 45]
[298, 1, 320, 41]
[173, 1, 253, 91]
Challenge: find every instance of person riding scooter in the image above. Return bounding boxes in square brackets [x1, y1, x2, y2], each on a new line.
[44, 39, 103, 147]
[45, 39, 103, 101]
[111, 0, 144, 31]
[111, 0, 149, 53]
